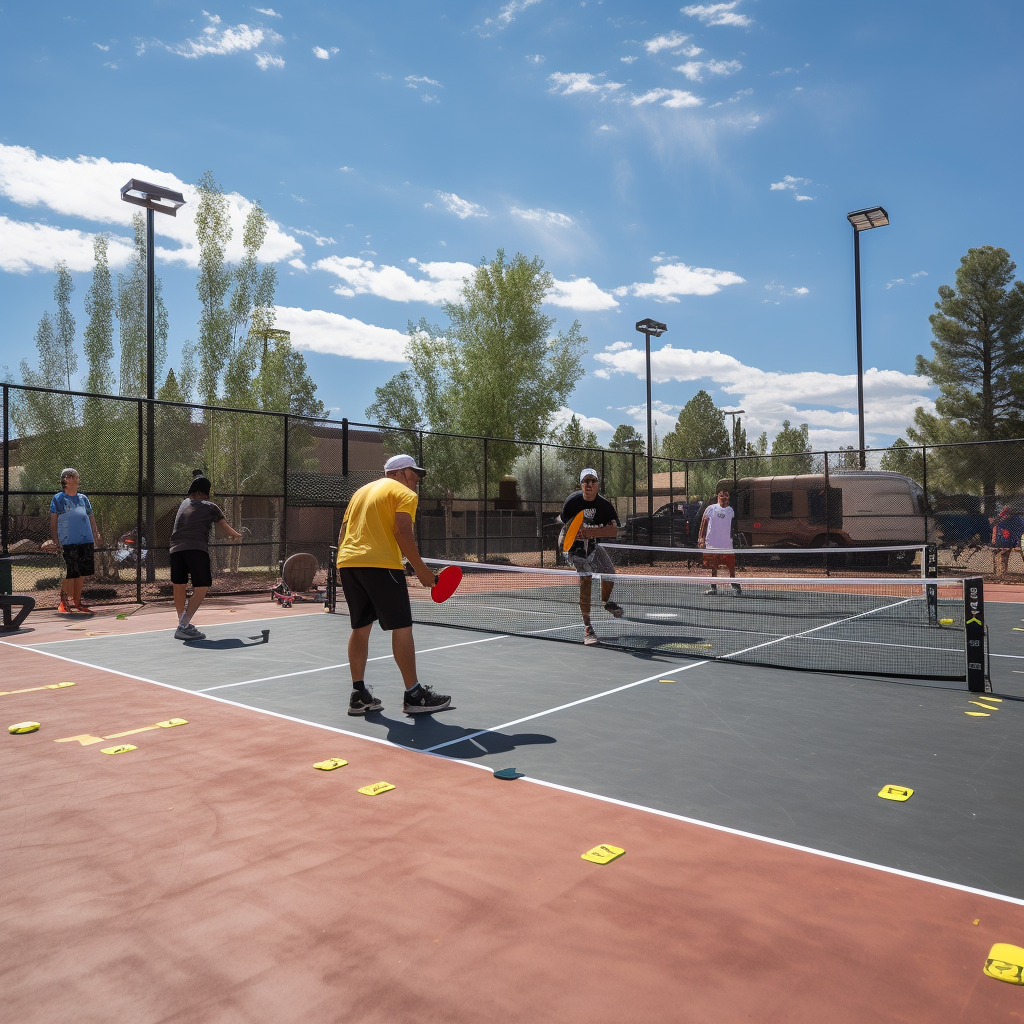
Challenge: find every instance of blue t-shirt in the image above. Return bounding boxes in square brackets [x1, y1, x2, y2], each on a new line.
[50, 492, 95, 545]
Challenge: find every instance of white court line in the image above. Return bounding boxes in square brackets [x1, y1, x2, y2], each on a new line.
[424, 660, 711, 752]
[197, 633, 509, 692]
[991, 652, 1024, 660]
[3, 636, 1021, 908]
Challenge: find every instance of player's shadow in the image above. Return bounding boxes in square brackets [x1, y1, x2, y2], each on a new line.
[184, 636, 268, 650]
[370, 711, 555, 759]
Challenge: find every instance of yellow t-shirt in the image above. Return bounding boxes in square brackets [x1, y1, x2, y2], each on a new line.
[336, 477, 418, 570]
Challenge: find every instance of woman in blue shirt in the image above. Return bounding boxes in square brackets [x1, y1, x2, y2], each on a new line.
[49, 468, 102, 615]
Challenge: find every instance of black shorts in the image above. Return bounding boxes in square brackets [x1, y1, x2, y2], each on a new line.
[169, 550, 213, 588]
[339, 567, 412, 631]
[62, 543, 95, 579]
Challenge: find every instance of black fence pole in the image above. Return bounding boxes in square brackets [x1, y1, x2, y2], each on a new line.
[136, 400, 143, 605]
[282, 413, 289, 565]
[2, 384, 8, 557]
[482, 437, 488, 564]
[921, 443, 929, 546]
[341, 417, 349, 477]
[539, 442, 544, 568]
[824, 450, 831, 552]
[632, 452, 637, 520]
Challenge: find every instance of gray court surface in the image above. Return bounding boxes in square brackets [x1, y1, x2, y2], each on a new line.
[24, 606, 1024, 901]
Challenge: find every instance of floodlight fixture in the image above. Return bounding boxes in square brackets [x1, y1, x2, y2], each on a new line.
[846, 207, 890, 468]
[634, 319, 669, 544]
[120, 179, 186, 217]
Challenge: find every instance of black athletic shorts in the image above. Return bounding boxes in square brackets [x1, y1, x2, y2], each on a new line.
[62, 542, 95, 579]
[339, 566, 412, 631]
[169, 550, 213, 588]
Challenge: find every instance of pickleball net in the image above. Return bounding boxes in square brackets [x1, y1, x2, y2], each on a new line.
[397, 560, 975, 682]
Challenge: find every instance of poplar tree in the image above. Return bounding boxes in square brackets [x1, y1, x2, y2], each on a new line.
[83, 236, 115, 396]
[53, 262, 77, 391]
[117, 212, 168, 397]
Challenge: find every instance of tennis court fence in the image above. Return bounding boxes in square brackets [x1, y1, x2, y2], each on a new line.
[2, 382, 1022, 615]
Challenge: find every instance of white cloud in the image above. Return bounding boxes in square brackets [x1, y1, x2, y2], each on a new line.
[511, 206, 574, 228]
[620, 55, 637, 64]
[104, 62, 118, 70]
[769, 174, 815, 200]
[887, 272, 929, 289]
[167, 13, 283, 62]
[677, 45, 703, 57]
[912, 270, 928, 278]
[0, 144, 302, 270]
[548, 72, 623, 96]
[312, 46, 339, 59]
[288, 258, 307, 270]
[273, 306, 408, 363]
[645, 32, 691, 54]
[546, 278, 619, 311]
[405, 75, 442, 88]
[339, 166, 354, 172]
[314, 256, 475, 304]
[526, 54, 545, 64]
[254, 7, 282, 16]
[550, 406, 614, 434]
[435, 191, 486, 219]
[763, 283, 809, 302]
[675, 58, 742, 81]
[93, 42, 109, 51]
[594, 345, 934, 445]
[681, 3, 752, 28]
[598, 124, 612, 131]
[631, 88, 703, 109]
[421, 93, 439, 103]
[626, 262, 745, 301]
[255, 52, 285, 70]
[497, 0, 543, 26]
[292, 228, 336, 246]
[0, 216, 137, 274]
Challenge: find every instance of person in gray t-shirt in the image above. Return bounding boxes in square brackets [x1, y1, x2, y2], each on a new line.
[168, 476, 242, 640]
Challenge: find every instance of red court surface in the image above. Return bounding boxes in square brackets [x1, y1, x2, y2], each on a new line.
[2, 601, 1023, 1023]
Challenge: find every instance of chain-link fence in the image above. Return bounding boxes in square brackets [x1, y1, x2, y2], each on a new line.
[4, 381, 1024, 610]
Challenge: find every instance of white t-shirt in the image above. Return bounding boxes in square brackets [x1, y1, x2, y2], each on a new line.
[702, 503, 735, 549]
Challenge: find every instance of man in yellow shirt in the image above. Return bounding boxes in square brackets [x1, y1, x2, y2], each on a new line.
[337, 454, 452, 715]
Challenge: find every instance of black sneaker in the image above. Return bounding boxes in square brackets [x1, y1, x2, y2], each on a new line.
[603, 601, 624, 618]
[583, 624, 599, 645]
[348, 688, 384, 716]
[403, 685, 451, 714]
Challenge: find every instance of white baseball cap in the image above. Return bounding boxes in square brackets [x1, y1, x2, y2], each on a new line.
[579, 468, 599, 482]
[384, 454, 427, 476]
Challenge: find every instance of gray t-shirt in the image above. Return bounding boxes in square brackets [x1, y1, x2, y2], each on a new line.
[169, 499, 225, 554]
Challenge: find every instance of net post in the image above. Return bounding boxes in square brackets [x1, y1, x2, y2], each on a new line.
[964, 577, 985, 693]
[1, 383, 8, 558]
[281, 413, 289, 566]
[136, 399, 143, 606]
[327, 544, 337, 612]
[482, 437, 488, 564]
[924, 543, 938, 624]
[539, 442, 544, 568]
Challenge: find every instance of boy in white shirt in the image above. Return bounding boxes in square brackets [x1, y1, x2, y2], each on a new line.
[698, 488, 741, 595]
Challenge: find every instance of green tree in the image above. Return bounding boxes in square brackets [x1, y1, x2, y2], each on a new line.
[661, 391, 731, 497]
[908, 246, 1024, 504]
[53, 262, 77, 391]
[368, 250, 587, 551]
[609, 424, 645, 452]
[878, 438, 924, 482]
[554, 415, 599, 484]
[195, 170, 233, 405]
[117, 212, 168, 397]
[770, 419, 814, 474]
[83, 236, 115, 396]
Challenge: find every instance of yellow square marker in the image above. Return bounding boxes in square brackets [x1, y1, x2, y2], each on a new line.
[981, 697, 1003, 702]
[581, 844, 625, 864]
[965, 712, 990, 717]
[970, 701, 999, 711]
[878, 785, 913, 802]
[358, 781, 395, 796]
[984, 943, 1024, 985]
[314, 758, 348, 771]
[155, 718, 188, 728]
[100, 744, 137, 755]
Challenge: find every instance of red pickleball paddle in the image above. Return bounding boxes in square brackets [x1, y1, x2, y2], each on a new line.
[431, 565, 463, 603]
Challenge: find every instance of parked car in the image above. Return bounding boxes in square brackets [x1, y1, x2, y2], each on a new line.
[623, 500, 706, 547]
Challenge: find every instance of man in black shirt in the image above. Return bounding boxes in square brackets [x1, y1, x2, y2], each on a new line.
[559, 468, 622, 645]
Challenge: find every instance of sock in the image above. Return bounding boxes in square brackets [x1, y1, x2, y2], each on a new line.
[406, 683, 422, 697]
[352, 680, 369, 693]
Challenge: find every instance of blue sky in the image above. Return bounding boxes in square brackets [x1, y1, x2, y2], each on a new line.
[2, 0, 1022, 450]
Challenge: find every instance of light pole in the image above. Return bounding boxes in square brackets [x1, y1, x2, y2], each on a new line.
[635, 318, 667, 544]
[120, 179, 186, 580]
[846, 206, 889, 470]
